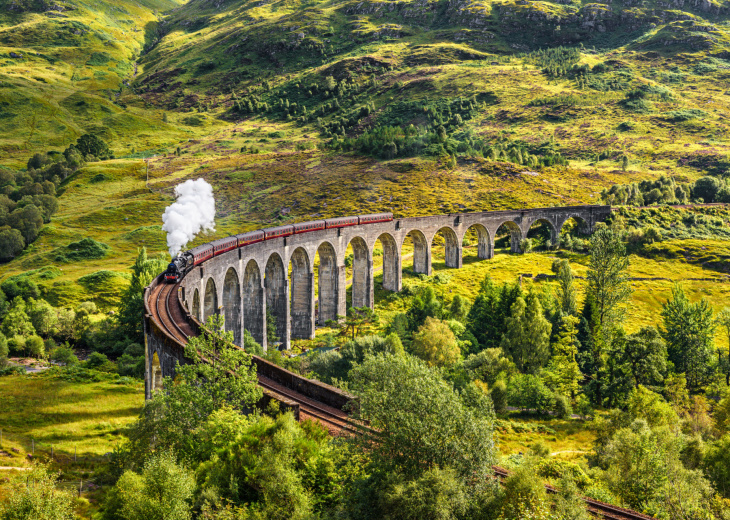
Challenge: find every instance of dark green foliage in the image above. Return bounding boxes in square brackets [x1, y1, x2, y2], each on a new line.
[405, 286, 442, 332]
[75, 134, 112, 159]
[466, 275, 522, 352]
[703, 435, 730, 499]
[116, 248, 166, 344]
[524, 47, 581, 78]
[1, 275, 40, 301]
[7, 203, 42, 243]
[661, 285, 715, 391]
[0, 227, 24, 261]
[55, 238, 110, 262]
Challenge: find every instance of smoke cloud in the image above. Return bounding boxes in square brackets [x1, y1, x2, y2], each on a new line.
[162, 178, 216, 258]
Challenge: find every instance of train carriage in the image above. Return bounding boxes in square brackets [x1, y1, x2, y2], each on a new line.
[293, 220, 325, 234]
[358, 213, 393, 225]
[190, 244, 214, 266]
[263, 225, 294, 240]
[236, 230, 265, 247]
[212, 236, 238, 257]
[325, 216, 358, 229]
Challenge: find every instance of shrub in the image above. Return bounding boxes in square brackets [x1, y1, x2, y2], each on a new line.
[26, 335, 45, 359]
[56, 238, 110, 262]
[553, 394, 573, 419]
[507, 374, 555, 414]
[51, 345, 78, 365]
[490, 380, 508, 415]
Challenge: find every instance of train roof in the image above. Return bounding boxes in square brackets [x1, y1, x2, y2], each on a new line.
[211, 236, 237, 246]
[263, 224, 294, 234]
[236, 229, 265, 239]
[189, 243, 213, 255]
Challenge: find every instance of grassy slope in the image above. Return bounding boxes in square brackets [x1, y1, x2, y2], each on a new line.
[0, 0, 729, 312]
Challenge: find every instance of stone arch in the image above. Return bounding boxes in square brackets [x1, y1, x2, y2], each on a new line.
[432, 226, 461, 268]
[151, 351, 163, 392]
[289, 247, 313, 339]
[347, 236, 372, 309]
[463, 223, 492, 261]
[526, 218, 558, 249]
[494, 221, 523, 253]
[243, 259, 265, 348]
[192, 288, 200, 321]
[375, 232, 400, 292]
[203, 277, 218, 323]
[559, 215, 591, 236]
[222, 267, 241, 345]
[316, 241, 339, 325]
[265, 252, 288, 348]
[402, 229, 429, 275]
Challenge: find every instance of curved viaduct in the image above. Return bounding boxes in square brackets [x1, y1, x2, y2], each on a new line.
[144, 205, 610, 400]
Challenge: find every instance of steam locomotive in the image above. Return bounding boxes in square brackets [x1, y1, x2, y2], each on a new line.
[164, 212, 393, 283]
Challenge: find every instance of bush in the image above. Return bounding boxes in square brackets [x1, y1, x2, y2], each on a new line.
[520, 238, 533, 254]
[507, 374, 555, 414]
[56, 238, 110, 262]
[51, 345, 78, 365]
[0, 228, 24, 261]
[75, 134, 111, 160]
[85, 351, 116, 373]
[26, 335, 45, 359]
[490, 379, 508, 415]
[553, 394, 573, 419]
[0, 365, 26, 376]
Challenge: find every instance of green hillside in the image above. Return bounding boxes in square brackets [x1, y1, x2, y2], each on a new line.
[0, 0, 729, 302]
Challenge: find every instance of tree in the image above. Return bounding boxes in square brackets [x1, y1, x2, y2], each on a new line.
[0, 228, 24, 261]
[411, 317, 461, 368]
[587, 227, 631, 338]
[341, 306, 379, 340]
[117, 248, 167, 344]
[121, 315, 261, 467]
[1, 297, 35, 338]
[348, 354, 496, 484]
[323, 75, 337, 91]
[693, 176, 721, 203]
[703, 435, 730, 498]
[619, 326, 667, 388]
[467, 276, 521, 351]
[449, 294, 469, 322]
[553, 259, 577, 316]
[102, 451, 194, 520]
[406, 286, 441, 332]
[75, 134, 111, 159]
[500, 293, 551, 374]
[0, 464, 75, 520]
[26, 335, 44, 359]
[661, 285, 715, 390]
[8, 204, 43, 244]
[717, 308, 730, 385]
[27, 298, 57, 338]
[194, 409, 345, 518]
[543, 315, 582, 398]
[586, 227, 631, 404]
[0, 333, 8, 367]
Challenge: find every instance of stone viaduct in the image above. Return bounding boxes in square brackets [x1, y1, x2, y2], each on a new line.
[174, 205, 611, 352]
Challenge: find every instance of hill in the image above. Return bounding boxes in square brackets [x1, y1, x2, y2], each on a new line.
[0, 0, 729, 308]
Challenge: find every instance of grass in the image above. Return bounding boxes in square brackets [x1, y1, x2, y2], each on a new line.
[0, 373, 143, 461]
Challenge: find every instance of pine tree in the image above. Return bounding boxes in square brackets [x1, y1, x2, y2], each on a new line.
[543, 315, 582, 398]
[500, 292, 551, 374]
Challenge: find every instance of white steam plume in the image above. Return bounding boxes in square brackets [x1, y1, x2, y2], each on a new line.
[162, 178, 216, 258]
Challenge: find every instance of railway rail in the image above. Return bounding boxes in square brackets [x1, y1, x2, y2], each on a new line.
[492, 467, 655, 520]
[149, 280, 654, 520]
[149, 279, 354, 434]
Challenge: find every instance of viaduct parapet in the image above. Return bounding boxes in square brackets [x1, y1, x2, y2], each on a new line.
[168, 205, 610, 355]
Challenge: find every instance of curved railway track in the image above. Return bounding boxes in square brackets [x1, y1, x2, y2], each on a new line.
[150, 280, 353, 434]
[492, 467, 655, 520]
[149, 280, 653, 519]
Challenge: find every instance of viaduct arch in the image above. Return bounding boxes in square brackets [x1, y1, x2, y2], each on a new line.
[149, 206, 610, 383]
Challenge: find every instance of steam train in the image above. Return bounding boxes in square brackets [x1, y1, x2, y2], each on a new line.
[164, 212, 393, 283]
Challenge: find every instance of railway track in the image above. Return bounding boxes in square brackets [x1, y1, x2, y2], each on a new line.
[150, 281, 652, 519]
[150, 280, 353, 433]
[492, 467, 655, 520]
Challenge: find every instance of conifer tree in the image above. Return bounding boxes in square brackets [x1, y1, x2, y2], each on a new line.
[543, 315, 582, 398]
[500, 292, 551, 374]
